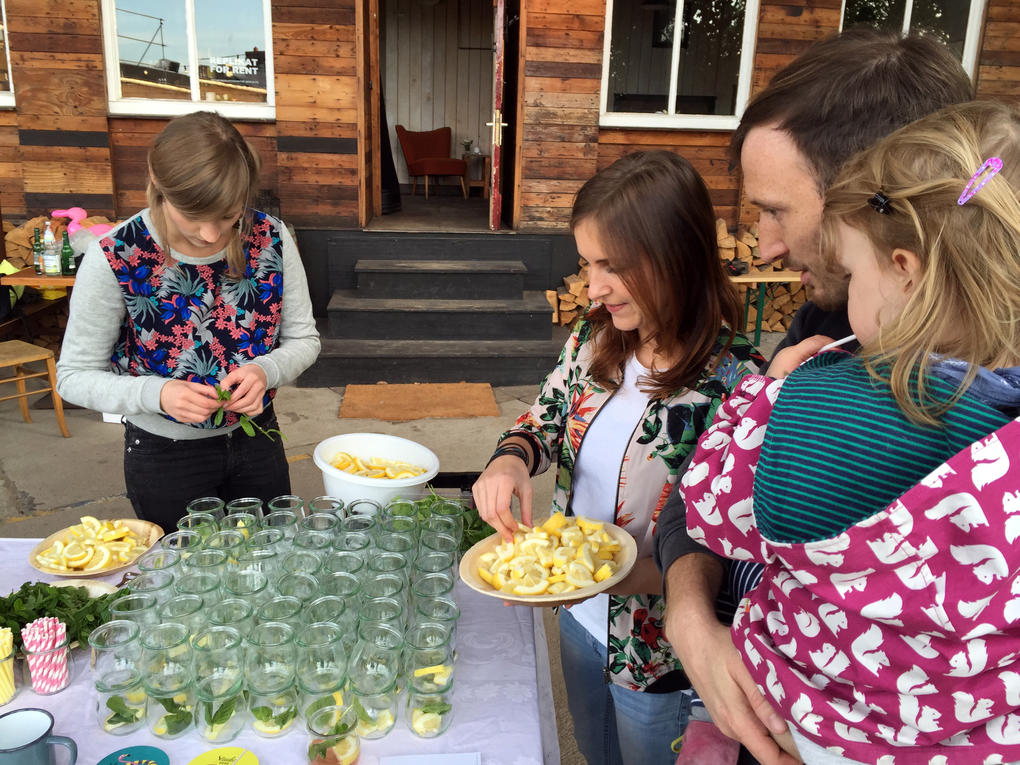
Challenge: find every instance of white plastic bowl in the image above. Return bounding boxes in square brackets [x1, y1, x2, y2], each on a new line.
[312, 433, 440, 510]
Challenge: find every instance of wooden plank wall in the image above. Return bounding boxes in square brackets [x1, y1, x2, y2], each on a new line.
[5, 0, 114, 220]
[272, 0, 359, 227]
[516, 0, 603, 232]
[382, 0, 493, 186]
[975, 0, 1019, 104]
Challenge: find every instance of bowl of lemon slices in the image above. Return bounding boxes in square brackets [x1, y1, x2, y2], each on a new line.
[30, 516, 163, 577]
[313, 433, 440, 508]
[459, 512, 637, 605]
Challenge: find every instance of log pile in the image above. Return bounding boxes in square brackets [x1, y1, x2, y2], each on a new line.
[545, 259, 591, 326]
[716, 218, 807, 334]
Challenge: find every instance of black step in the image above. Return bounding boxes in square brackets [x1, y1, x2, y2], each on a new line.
[327, 290, 552, 341]
[355, 259, 526, 300]
[298, 337, 564, 386]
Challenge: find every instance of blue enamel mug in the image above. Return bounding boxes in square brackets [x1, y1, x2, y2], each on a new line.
[0, 708, 76, 764]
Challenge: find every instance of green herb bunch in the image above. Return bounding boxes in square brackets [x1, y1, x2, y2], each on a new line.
[213, 384, 284, 441]
[0, 582, 117, 651]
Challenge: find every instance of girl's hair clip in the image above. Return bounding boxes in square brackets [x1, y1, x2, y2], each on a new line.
[958, 157, 1003, 206]
[868, 191, 893, 215]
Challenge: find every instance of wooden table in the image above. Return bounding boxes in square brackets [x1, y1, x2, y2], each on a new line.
[730, 271, 803, 346]
[462, 153, 490, 199]
[0, 267, 76, 289]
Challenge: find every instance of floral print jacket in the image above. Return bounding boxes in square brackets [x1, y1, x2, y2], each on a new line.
[505, 318, 762, 689]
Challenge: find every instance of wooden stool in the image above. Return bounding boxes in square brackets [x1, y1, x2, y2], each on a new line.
[0, 339, 70, 437]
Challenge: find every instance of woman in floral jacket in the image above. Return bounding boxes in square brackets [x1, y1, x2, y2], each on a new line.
[473, 151, 763, 765]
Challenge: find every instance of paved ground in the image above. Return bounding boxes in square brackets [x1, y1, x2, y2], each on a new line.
[0, 331, 782, 764]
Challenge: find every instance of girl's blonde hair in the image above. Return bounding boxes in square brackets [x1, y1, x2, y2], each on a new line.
[146, 111, 261, 278]
[824, 100, 1020, 425]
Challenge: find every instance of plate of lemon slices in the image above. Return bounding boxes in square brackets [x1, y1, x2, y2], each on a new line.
[459, 513, 637, 605]
[30, 516, 163, 577]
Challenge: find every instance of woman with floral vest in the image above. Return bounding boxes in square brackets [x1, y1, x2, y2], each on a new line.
[57, 112, 319, 531]
[472, 150, 763, 765]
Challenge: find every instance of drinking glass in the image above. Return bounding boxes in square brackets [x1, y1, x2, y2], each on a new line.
[375, 532, 415, 562]
[321, 550, 364, 581]
[282, 550, 323, 578]
[268, 494, 304, 516]
[296, 622, 347, 696]
[301, 513, 339, 534]
[137, 547, 181, 575]
[220, 511, 259, 540]
[192, 626, 247, 743]
[306, 496, 344, 518]
[109, 592, 159, 627]
[177, 511, 218, 540]
[293, 530, 332, 558]
[128, 570, 175, 607]
[226, 496, 264, 521]
[362, 573, 406, 606]
[340, 513, 376, 535]
[256, 596, 304, 631]
[174, 570, 221, 606]
[186, 496, 225, 524]
[245, 621, 296, 695]
[366, 551, 410, 587]
[307, 704, 359, 765]
[237, 547, 280, 580]
[413, 550, 455, 581]
[407, 689, 453, 738]
[159, 530, 204, 562]
[159, 594, 206, 637]
[88, 620, 145, 735]
[332, 530, 372, 563]
[411, 571, 456, 604]
[404, 621, 454, 693]
[358, 597, 406, 634]
[207, 598, 255, 638]
[261, 510, 299, 542]
[222, 569, 271, 607]
[205, 529, 246, 566]
[304, 595, 346, 627]
[276, 572, 320, 604]
[182, 547, 228, 578]
[141, 622, 194, 740]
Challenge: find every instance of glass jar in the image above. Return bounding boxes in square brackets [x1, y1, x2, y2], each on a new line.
[430, 500, 467, 545]
[226, 496, 264, 522]
[222, 569, 271, 607]
[88, 620, 145, 735]
[406, 689, 453, 738]
[376, 514, 418, 543]
[300, 512, 340, 534]
[205, 529, 246, 566]
[306, 496, 344, 518]
[186, 496, 226, 523]
[282, 550, 324, 578]
[307, 704, 359, 765]
[412, 550, 455, 581]
[192, 626, 247, 743]
[411, 571, 456, 604]
[177, 511, 218, 540]
[0, 649, 18, 706]
[109, 592, 159, 627]
[158, 594, 206, 637]
[353, 688, 397, 740]
[320, 572, 361, 618]
[296, 622, 347, 696]
[249, 681, 300, 737]
[361, 573, 406, 606]
[244, 621, 296, 695]
[413, 596, 460, 649]
[276, 572, 320, 605]
[346, 500, 382, 518]
[375, 532, 416, 562]
[293, 530, 332, 558]
[207, 598, 255, 638]
[340, 512, 376, 535]
[220, 511, 259, 540]
[237, 547, 280, 581]
[261, 511, 299, 542]
[174, 570, 221, 606]
[404, 621, 454, 693]
[159, 529, 204, 562]
[419, 515, 460, 557]
[141, 622, 194, 740]
[332, 530, 372, 563]
[366, 551, 410, 587]
[255, 596, 304, 631]
[146, 685, 194, 740]
[248, 526, 287, 551]
[304, 595, 346, 627]
[128, 570, 176, 607]
[267, 494, 304, 516]
[22, 634, 73, 695]
[322, 550, 364, 582]
[347, 622, 402, 698]
[137, 547, 182, 576]
[182, 547, 229, 578]
[357, 597, 406, 635]
[194, 687, 247, 743]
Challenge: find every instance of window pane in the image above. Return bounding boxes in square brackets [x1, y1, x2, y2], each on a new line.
[674, 0, 746, 115]
[606, 1, 675, 114]
[911, 0, 970, 60]
[842, 0, 907, 32]
[114, 1, 191, 101]
[195, 1, 268, 104]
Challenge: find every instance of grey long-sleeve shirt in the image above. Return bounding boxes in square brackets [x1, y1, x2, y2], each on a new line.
[56, 209, 320, 440]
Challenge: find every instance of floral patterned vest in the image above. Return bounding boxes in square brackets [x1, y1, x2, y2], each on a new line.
[102, 211, 284, 429]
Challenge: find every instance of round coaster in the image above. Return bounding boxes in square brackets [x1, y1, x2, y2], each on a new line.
[98, 746, 169, 765]
[187, 747, 259, 765]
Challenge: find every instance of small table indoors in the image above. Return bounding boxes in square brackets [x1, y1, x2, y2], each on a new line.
[0, 267, 76, 289]
[461, 153, 491, 199]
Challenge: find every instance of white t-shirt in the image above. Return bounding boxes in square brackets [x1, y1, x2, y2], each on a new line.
[567, 354, 651, 646]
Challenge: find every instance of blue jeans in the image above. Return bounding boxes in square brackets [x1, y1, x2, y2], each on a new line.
[123, 404, 290, 531]
[559, 608, 690, 765]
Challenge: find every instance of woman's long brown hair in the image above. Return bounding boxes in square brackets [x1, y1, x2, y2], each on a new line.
[571, 150, 742, 398]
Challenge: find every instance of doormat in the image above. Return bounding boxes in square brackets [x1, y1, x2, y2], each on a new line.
[339, 382, 500, 421]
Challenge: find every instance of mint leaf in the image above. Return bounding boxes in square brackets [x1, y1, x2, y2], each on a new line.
[239, 416, 255, 437]
[105, 695, 142, 725]
[251, 705, 274, 723]
[156, 696, 185, 714]
[202, 699, 214, 727]
[419, 700, 452, 716]
[274, 706, 297, 730]
[163, 709, 192, 736]
[352, 695, 373, 723]
[214, 408, 224, 426]
[212, 696, 237, 726]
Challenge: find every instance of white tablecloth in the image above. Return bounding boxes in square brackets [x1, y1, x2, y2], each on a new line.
[0, 538, 559, 765]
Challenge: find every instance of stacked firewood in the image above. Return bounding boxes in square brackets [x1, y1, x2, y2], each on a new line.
[545, 261, 591, 326]
[716, 218, 807, 334]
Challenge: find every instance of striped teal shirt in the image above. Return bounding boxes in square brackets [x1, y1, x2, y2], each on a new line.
[755, 354, 1010, 543]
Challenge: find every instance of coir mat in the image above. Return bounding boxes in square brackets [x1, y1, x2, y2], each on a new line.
[339, 382, 500, 421]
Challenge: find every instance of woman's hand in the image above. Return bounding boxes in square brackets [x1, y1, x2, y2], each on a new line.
[159, 379, 221, 423]
[766, 335, 834, 378]
[473, 454, 533, 542]
[220, 364, 268, 416]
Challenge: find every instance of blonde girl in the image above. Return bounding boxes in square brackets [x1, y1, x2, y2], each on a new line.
[682, 99, 1020, 764]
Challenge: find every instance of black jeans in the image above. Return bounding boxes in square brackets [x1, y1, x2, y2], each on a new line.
[123, 405, 291, 533]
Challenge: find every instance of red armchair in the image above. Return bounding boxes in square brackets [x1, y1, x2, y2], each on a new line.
[395, 125, 468, 200]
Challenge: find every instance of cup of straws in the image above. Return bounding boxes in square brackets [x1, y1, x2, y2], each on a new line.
[21, 617, 73, 694]
[0, 627, 17, 705]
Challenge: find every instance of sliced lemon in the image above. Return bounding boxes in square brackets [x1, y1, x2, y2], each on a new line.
[575, 543, 595, 573]
[80, 516, 102, 535]
[477, 566, 494, 586]
[413, 663, 452, 680]
[357, 708, 394, 736]
[541, 512, 568, 533]
[513, 579, 549, 596]
[565, 561, 595, 588]
[61, 541, 92, 566]
[253, 718, 285, 736]
[99, 527, 129, 542]
[332, 690, 345, 706]
[83, 546, 112, 571]
[411, 709, 443, 735]
[331, 736, 360, 765]
[594, 562, 616, 583]
[548, 581, 577, 595]
[125, 688, 146, 704]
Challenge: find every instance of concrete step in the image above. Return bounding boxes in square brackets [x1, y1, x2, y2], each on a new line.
[354, 259, 526, 300]
[298, 337, 563, 386]
[326, 290, 553, 341]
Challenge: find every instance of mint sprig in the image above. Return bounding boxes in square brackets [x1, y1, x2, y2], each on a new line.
[213, 384, 284, 441]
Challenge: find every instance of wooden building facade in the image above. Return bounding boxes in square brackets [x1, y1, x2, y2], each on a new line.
[0, 0, 1014, 236]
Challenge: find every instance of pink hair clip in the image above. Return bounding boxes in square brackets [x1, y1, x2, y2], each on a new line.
[958, 157, 1003, 206]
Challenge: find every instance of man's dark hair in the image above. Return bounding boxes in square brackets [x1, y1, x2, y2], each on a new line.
[730, 29, 974, 189]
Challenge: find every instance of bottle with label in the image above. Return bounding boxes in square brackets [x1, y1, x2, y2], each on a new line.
[60, 232, 76, 276]
[32, 228, 43, 275]
[42, 222, 59, 276]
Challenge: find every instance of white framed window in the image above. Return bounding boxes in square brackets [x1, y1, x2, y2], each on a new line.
[101, 0, 275, 119]
[841, 0, 987, 77]
[0, 1, 14, 108]
[600, 0, 760, 131]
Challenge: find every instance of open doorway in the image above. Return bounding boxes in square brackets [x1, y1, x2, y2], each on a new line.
[368, 0, 511, 233]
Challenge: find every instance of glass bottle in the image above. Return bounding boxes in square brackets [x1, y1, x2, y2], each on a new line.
[42, 222, 59, 276]
[32, 228, 42, 274]
[60, 232, 76, 276]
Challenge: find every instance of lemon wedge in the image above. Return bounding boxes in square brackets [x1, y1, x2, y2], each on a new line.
[411, 709, 443, 736]
[80, 516, 102, 535]
[566, 561, 595, 588]
[331, 736, 360, 765]
[83, 546, 112, 571]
